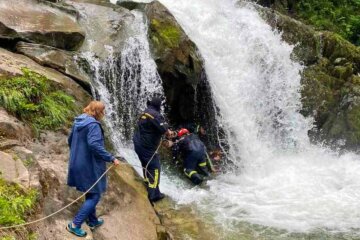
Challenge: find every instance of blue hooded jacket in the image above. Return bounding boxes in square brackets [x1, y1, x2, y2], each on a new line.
[67, 114, 115, 193]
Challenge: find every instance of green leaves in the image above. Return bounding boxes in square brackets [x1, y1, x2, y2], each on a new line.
[0, 68, 78, 132]
[296, 0, 360, 45]
[0, 178, 38, 226]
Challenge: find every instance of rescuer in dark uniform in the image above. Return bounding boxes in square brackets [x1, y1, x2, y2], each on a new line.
[172, 128, 210, 185]
[133, 96, 173, 203]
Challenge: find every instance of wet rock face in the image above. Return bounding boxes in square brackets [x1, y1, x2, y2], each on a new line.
[66, 0, 133, 60]
[145, 1, 204, 123]
[260, 6, 360, 149]
[0, 0, 85, 50]
[15, 41, 91, 92]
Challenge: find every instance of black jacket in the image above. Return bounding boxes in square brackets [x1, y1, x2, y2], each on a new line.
[173, 133, 206, 161]
[133, 105, 168, 151]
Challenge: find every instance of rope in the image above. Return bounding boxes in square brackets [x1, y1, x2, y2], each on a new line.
[144, 141, 163, 181]
[0, 161, 155, 231]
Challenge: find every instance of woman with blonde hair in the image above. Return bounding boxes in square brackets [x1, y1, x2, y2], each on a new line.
[66, 100, 120, 237]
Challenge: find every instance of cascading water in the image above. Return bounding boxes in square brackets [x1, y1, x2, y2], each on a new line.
[110, 0, 360, 237]
[81, 10, 163, 155]
[113, 0, 360, 236]
[157, 0, 360, 235]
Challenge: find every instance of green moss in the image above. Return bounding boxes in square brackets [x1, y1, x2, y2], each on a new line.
[150, 19, 181, 48]
[0, 68, 78, 132]
[0, 178, 38, 226]
[1, 237, 15, 240]
[332, 64, 353, 80]
[301, 66, 337, 117]
[347, 105, 360, 144]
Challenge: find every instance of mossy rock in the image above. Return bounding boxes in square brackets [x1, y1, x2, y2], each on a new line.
[331, 63, 353, 80]
[321, 32, 360, 73]
[301, 65, 337, 126]
[150, 18, 181, 50]
[145, 1, 205, 123]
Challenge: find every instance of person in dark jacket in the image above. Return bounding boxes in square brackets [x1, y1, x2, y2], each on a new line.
[172, 128, 210, 185]
[133, 96, 174, 203]
[66, 101, 120, 237]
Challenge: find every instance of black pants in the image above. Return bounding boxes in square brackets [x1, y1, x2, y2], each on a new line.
[134, 144, 162, 202]
[183, 152, 210, 185]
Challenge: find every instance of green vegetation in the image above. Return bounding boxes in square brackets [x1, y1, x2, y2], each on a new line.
[151, 19, 181, 48]
[295, 0, 360, 45]
[0, 236, 15, 240]
[0, 178, 37, 226]
[0, 68, 77, 132]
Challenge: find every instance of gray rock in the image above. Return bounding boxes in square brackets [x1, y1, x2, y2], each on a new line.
[66, 0, 133, 60]
[16, 41, 91, 92]
[0, 0, 85, 50]
[0, 151, 29, 187]
[0, 108, 32, 140]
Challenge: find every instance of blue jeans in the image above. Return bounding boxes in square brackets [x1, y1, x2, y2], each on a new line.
[73, 193, 101, 227]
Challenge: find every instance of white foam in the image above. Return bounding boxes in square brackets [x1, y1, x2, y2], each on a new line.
[156, 0, 360, 233]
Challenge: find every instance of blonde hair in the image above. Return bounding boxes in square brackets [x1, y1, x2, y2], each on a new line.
[83, 101, 105, 120]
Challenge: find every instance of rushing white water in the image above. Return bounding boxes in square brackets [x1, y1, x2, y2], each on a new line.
[125, 0, 360, 234]
[82, 10, 163, 162]
[109, 0, 360, 235]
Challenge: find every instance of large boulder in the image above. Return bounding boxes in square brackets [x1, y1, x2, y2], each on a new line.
[66, 0, 133, 60]
[0, 0, 84, 50]
[0, 47, 90, 105]
[16, 41, 91, 92]
[259, 5, 360, 149]
[145, 1, 205, 122]
[93, 164, 161, 240]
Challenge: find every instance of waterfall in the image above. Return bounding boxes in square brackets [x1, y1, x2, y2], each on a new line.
[149, 0, 360, 234]
[81, 10, 163, 148]
[79, 10, 165, 168]
[109, 0, 360, 236]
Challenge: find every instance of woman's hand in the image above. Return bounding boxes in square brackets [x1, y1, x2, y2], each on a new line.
[113, 159, 121, 166]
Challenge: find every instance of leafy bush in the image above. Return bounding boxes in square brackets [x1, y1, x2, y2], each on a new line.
[0, 178, 38, 226]
[0, 68, 77, 131]
[296, 0, 360, 45]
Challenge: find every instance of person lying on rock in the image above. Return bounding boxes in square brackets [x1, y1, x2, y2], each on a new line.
[66, 100, 120, 238]
[172, 128, 211, 185]
[133, 96, 175, 203]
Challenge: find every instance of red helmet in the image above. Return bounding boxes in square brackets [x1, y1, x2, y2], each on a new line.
[177, 128, 189, 137]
